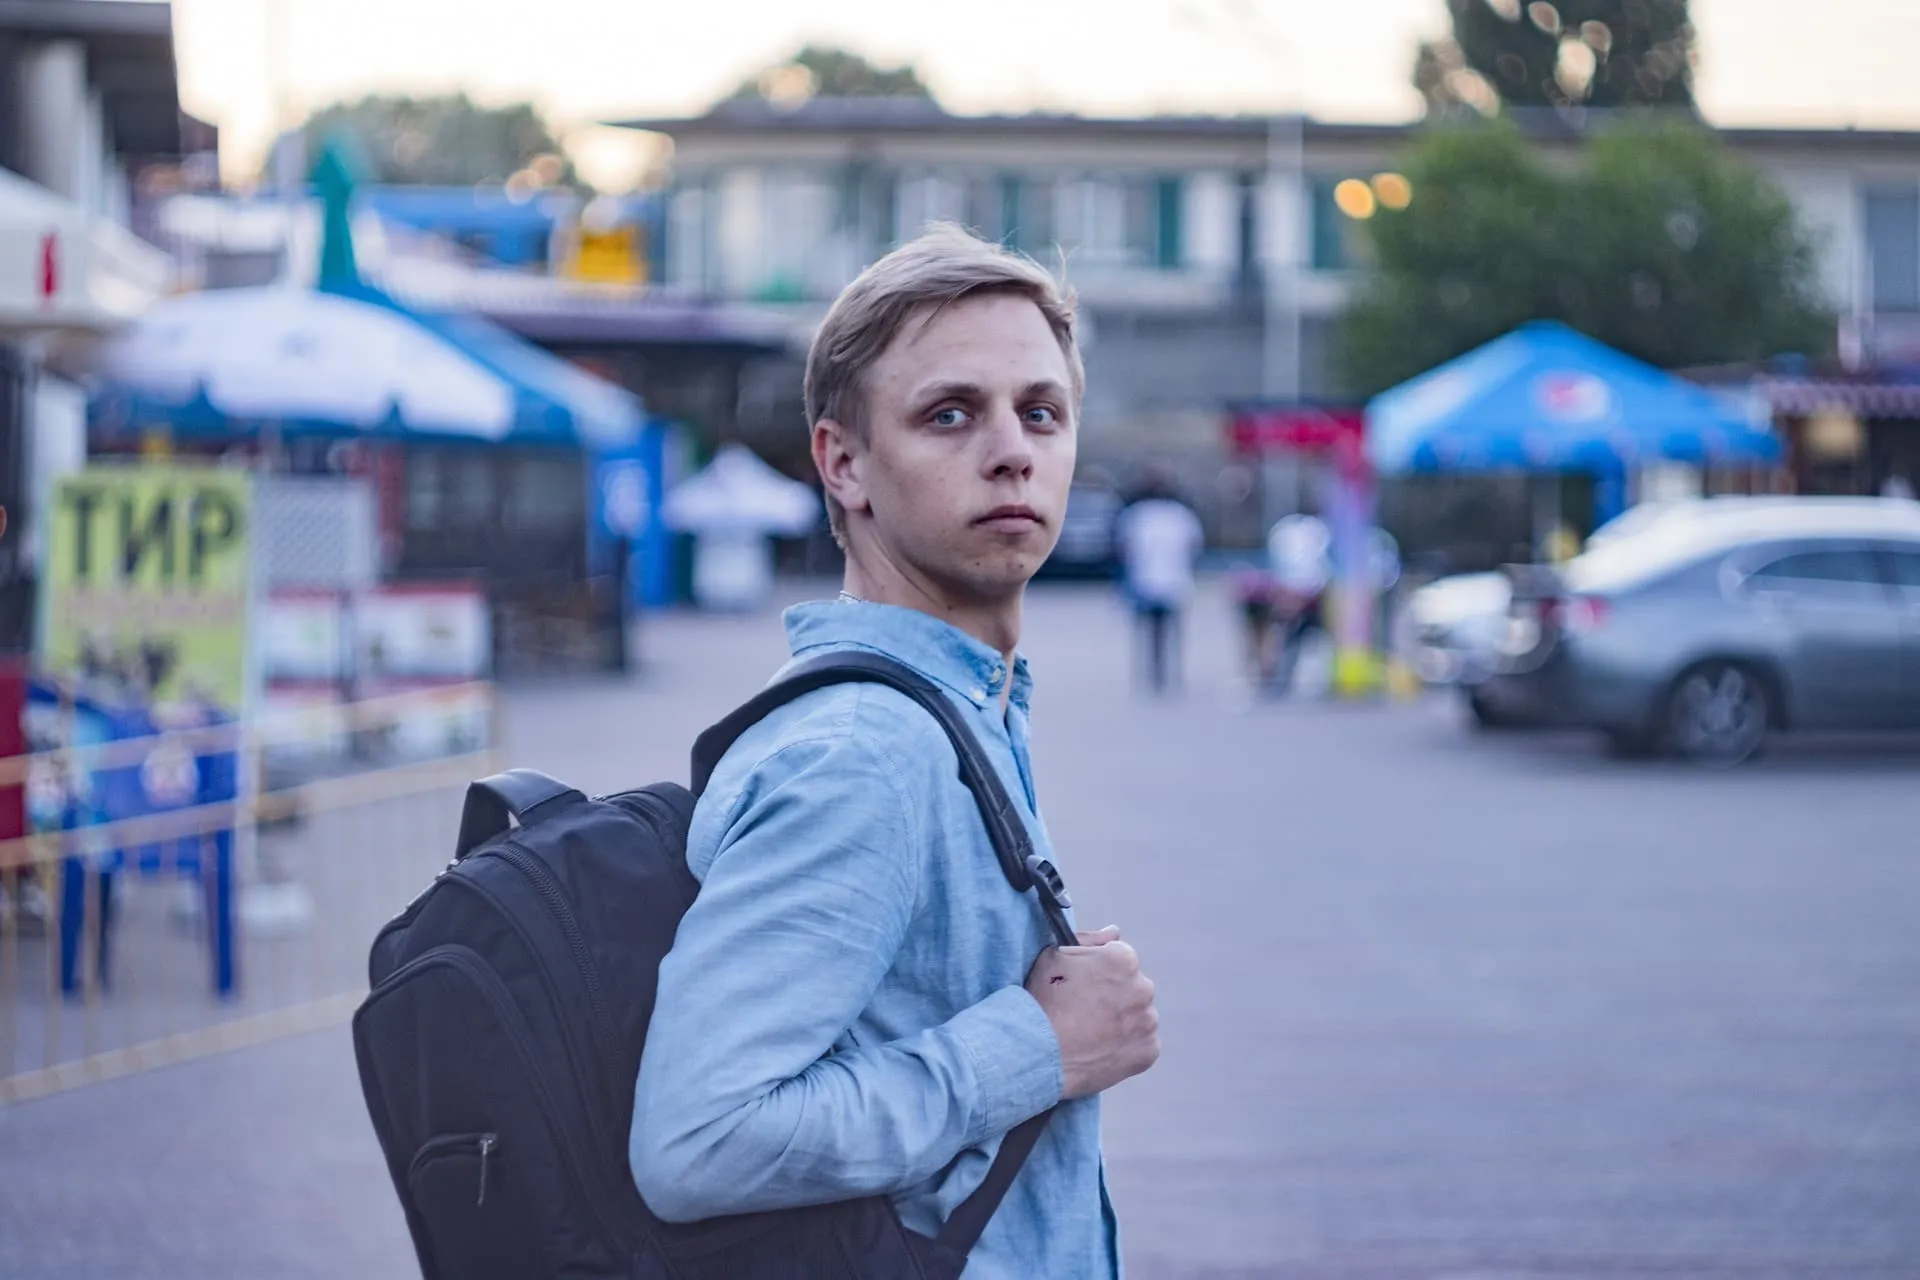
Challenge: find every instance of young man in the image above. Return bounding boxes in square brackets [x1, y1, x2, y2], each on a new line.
[630, 226, 1159, 1278]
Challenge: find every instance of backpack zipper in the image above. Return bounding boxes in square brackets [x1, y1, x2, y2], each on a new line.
[493, 841, 621, 1066]
[375, 945, 644, 1263]
[476, 1133, 496, 1205]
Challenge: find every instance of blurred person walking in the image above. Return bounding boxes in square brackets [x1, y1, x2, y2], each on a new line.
[631, 226, 1156, 1280]
[1266, 512, 1332, 696]
[1116, 470, 1204, 694]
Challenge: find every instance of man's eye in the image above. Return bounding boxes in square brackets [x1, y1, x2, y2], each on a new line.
[931, 407, 969, 428]
[1025, 406, 1060, 427]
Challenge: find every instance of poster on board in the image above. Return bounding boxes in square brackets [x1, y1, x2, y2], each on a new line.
[38, 463, 255, 721]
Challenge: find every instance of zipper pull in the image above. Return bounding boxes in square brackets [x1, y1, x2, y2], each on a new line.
[476, 1134, 496, 1206]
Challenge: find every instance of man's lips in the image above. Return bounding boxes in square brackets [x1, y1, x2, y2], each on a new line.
[974, 505, 1044, 529]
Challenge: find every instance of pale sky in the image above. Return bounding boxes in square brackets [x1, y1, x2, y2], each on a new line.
[162, 0, 1920, 191]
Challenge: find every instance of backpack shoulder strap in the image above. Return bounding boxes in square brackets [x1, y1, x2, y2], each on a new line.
[688, 649, 1073, 1260]
[692, 651, 1072, 929]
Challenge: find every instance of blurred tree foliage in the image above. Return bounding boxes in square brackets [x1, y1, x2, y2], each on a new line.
[1337, 117, 1833, 395]
[296, 93, 581, 189]
[1415, 0, 1696, 115]
[725, 44, 936, 105]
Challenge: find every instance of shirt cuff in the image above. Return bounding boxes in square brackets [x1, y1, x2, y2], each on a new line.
[949, 985, 1065, 1146]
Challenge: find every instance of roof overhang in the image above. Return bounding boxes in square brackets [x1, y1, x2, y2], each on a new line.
[0, 1, 183, 157]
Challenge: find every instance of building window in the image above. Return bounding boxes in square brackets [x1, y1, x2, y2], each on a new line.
[1053, 175, 1169, 268]
[1307, 177, 1375, 272]
[1012, 178, 1055, 256]
[758, 173, 833, 301]
[962, 176, 1003, 242]
[895, 174, 964, 242]
[1155, 177, 1184, 269]
[1866, 185, 1920, 313]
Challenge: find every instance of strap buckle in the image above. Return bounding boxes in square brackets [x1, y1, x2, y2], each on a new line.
[1024, 854, 1072, 912]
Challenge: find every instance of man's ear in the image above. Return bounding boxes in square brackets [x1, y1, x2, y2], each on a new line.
[812, 419, 871, 517]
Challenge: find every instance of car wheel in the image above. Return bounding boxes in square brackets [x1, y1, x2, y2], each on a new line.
[1466, 688, 1511, 730]
[1665, 661, 1769, 767]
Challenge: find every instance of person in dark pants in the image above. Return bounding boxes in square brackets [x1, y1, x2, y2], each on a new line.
[1115, 471, 1203, 695]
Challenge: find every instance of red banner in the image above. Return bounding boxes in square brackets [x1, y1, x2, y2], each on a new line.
[1228, 406, 1365, 455]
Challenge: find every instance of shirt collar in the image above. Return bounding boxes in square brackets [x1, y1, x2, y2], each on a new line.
[784, 599, 1033, 712]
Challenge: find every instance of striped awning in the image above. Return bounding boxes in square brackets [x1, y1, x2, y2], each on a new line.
[1755, 376, 1920, 419]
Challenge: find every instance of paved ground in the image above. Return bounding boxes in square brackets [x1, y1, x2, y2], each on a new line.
[3, 581, 1918, 1278]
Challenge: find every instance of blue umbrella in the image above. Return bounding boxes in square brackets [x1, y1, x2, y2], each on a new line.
[1366, 321, 1778, 475]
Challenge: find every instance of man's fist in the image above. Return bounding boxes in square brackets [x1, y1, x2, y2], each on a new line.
[1025, 926, 1160, 1100]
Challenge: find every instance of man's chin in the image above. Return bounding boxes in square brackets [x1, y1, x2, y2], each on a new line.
[945, 545, 1050, 599]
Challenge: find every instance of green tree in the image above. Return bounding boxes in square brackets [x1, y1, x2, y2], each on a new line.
[295, 93, 580, 189]
[725, 44, 936, 106]
[1337, 117, 1832, 395]
[1416, 0, 1696, 115]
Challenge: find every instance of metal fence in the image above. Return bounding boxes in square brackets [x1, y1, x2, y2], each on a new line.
[0, 683, 496, 1104]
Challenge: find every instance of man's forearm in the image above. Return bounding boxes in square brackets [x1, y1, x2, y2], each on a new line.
[631, 986, 1061, 1223]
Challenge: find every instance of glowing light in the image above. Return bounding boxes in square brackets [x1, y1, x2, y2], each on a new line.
[1371, 173, 1413, 210]
[760, 63, 818, 110]
[1528, 2, 1562, 34]
[1484, 0, 1522, 19]
[1556, 37, 1598, 99]
[1334, 179, 1377, 220]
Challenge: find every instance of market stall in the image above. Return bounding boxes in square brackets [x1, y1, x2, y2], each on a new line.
[1367, 320, 1782, 543]
[85, 141, 648, 678]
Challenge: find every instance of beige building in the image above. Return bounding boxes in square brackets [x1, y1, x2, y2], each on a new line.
[613, 100, 1920, 463]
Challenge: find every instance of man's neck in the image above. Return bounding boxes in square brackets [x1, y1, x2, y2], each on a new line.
[842, 545, 1023, 667]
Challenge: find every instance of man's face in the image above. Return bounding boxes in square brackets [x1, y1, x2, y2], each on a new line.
[829, 292, 1077, 603]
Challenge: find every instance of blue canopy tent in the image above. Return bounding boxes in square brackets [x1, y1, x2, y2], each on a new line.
[1365, 321, 1779, 530]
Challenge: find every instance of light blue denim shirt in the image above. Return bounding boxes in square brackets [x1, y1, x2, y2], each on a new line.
[630, 599, 1120, 1279]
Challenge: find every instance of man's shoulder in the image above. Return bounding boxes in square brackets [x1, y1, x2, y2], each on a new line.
[694, 671, 956, 824]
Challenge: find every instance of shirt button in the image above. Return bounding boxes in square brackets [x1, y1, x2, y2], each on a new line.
[971, 687, 988, 702]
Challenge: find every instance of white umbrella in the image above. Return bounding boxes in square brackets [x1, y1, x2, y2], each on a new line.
[662, 445, 820, 536]
[94, 285, 517, 438]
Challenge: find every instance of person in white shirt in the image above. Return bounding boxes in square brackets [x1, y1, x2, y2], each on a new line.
[1115, 472, 1205, 694]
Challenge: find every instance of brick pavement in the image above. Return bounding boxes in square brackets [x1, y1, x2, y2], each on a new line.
[3, 582, 1918, 1278]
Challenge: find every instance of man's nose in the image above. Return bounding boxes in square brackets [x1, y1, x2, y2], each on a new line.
[982, 402, 1035, 477]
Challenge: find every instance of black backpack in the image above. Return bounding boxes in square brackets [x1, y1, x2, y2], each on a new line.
[352, 652, 1079, 1279]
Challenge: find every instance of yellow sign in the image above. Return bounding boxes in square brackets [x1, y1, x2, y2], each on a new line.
[40, 464, 254, 716]
[568, 226, 646, 285]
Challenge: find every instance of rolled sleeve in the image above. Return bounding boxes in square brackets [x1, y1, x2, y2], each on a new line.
[949, 985, 1065, 1147]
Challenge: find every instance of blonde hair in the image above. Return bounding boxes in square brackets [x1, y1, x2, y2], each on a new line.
[804, 223, 1084, 544]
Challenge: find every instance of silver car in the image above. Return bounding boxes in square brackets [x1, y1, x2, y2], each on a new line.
[1475, 497, 1920, 763]
[1411, 498, 1775, 728]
